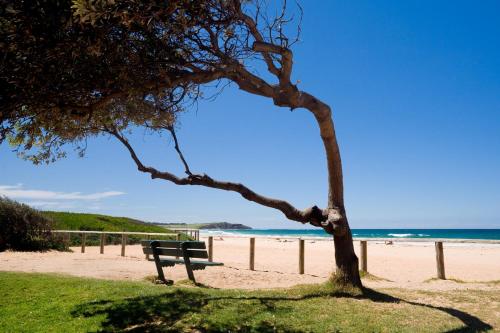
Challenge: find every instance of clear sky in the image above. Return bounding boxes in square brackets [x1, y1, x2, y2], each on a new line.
[1, 0, 499, 229]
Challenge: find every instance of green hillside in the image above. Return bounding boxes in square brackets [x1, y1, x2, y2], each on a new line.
[156, 222, 252, 230]
[43, 211, 170, 233]
[42, 212, 190, 245]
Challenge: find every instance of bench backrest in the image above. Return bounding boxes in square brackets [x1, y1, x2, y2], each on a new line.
[141, 240, 208, 259]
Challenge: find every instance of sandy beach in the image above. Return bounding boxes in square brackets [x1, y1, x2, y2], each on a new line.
[1, 237, 499, 290]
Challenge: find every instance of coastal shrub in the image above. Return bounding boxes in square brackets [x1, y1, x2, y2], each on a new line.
[0, 197, 66, 251]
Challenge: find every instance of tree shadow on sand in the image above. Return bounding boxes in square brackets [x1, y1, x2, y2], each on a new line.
[71, 286, 492, 333]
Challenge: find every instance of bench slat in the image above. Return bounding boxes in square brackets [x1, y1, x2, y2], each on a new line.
[143, 247, 209, 259]
[140, 240, 206, 249]
[159, 259, 223, 267]
[190, 261, 223, 266]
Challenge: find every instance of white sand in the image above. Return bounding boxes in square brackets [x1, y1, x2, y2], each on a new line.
[1, 237, 499, 290]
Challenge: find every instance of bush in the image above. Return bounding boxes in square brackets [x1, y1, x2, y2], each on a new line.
[0, 197, 66, 251]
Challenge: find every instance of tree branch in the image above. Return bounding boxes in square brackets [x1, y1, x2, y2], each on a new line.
[166, 126, 192, 176]
[58, 69, 229, 115]
[234, 6, 281, 76]
[252, 41, 293, 85]
[107, 127, 336, 226]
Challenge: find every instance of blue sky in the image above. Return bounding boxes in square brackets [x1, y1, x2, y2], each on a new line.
[1, 0, 499, 228]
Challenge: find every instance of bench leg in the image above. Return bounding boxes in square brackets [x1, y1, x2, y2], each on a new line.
[154, 261, 166, 282]
[151, 241, 173, 285]
[153, 262, 174, 285]
[185, 263, 196, 283]
[181, 242, 196, 283]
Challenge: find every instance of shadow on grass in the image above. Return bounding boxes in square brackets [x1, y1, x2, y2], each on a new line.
[360, 288, 492, 333]
[71, 285, 492, 333]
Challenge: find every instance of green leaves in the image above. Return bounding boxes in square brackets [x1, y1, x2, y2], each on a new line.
[0, 0, 249, 164]
[72, 0, 116, 26]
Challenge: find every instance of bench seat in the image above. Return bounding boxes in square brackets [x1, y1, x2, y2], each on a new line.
[142, 239, 223, 283]
[158, 258, 224, 268]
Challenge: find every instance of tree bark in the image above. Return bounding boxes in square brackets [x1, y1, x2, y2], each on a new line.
[230, 64, 362, 285]
[297, 93, 362, 287]
[332, 218, 361, 286]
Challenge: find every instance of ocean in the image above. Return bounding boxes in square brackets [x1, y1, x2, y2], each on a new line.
[201, 229, 500, 240]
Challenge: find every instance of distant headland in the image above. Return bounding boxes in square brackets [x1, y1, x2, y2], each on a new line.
[155, 222, 252, 230]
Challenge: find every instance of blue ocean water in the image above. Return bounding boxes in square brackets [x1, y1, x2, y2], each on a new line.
[201, 229, 500, 240]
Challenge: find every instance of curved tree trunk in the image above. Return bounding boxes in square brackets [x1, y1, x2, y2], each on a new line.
[298, 93, 361, 287]
[110, 40, 363, 287]
[232, 23, 362, 286]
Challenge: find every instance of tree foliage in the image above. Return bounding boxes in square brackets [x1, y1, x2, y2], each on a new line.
[1, 0, 285, 161]
[0, 0, 344, 233]
[1, 0, 361, 285]
[2, 0, 228, 161]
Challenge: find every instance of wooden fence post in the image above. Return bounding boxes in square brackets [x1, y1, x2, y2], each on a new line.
[360, 241, 368, 273]
[208, 236, 213, 262]
[249, 238, 255, 271]
[299, 239, 305, 274]
[146, 234, 151, 260]
[121, 234, 127, 257]
[176, 233, 181, 259]
[435, 241, 446, 279]
[65, 232, 70, 247]
[81, 233, 86, 253]
[100, 233, 105, 254]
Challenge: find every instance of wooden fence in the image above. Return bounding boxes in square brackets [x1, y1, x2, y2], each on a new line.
[52, 230, 178, 257]
[203, 236, 500, 280]
[355, 237, 500, 280]
[52, 230, 499, 280]
[168, 228, 200, 241]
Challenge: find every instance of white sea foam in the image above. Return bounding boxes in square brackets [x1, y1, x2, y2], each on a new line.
[387, 233, 430, 238]
[388, 233, 414, 237]
[199, 230, 331, 240]
[201, 230, 236, 236]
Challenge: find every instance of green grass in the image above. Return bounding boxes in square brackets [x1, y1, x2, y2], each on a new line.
[43, 211, 190, 245]
[0, 272, 496, 332]
[424, 277, 500, 285]
[156, 222, 251, 230]
[424, 277, 467, 284]
[44, 211, 170, 233]
[359, 271, 392, 282]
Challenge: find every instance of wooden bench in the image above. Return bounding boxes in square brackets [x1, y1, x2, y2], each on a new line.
[141, 240, 223, 284]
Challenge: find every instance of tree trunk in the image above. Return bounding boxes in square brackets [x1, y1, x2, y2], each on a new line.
[297, 92, 362, 287]
[332, 218, 362, 287]
[112, 49, 364, 287]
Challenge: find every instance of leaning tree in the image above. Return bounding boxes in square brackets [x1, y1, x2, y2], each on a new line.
[0, 0, 361, 286]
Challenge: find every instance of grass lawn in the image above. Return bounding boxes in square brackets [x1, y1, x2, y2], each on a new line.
[0, 272, 497, 332]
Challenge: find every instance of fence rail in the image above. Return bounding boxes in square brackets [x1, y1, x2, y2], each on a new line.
[52, 230, 499, 281]
[202, 236, 499, 280]
[52, 230, 179, 257]
[53, 230, 178, 236]
[168, 228, 200, 240]
[354, 237, 500, 244]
